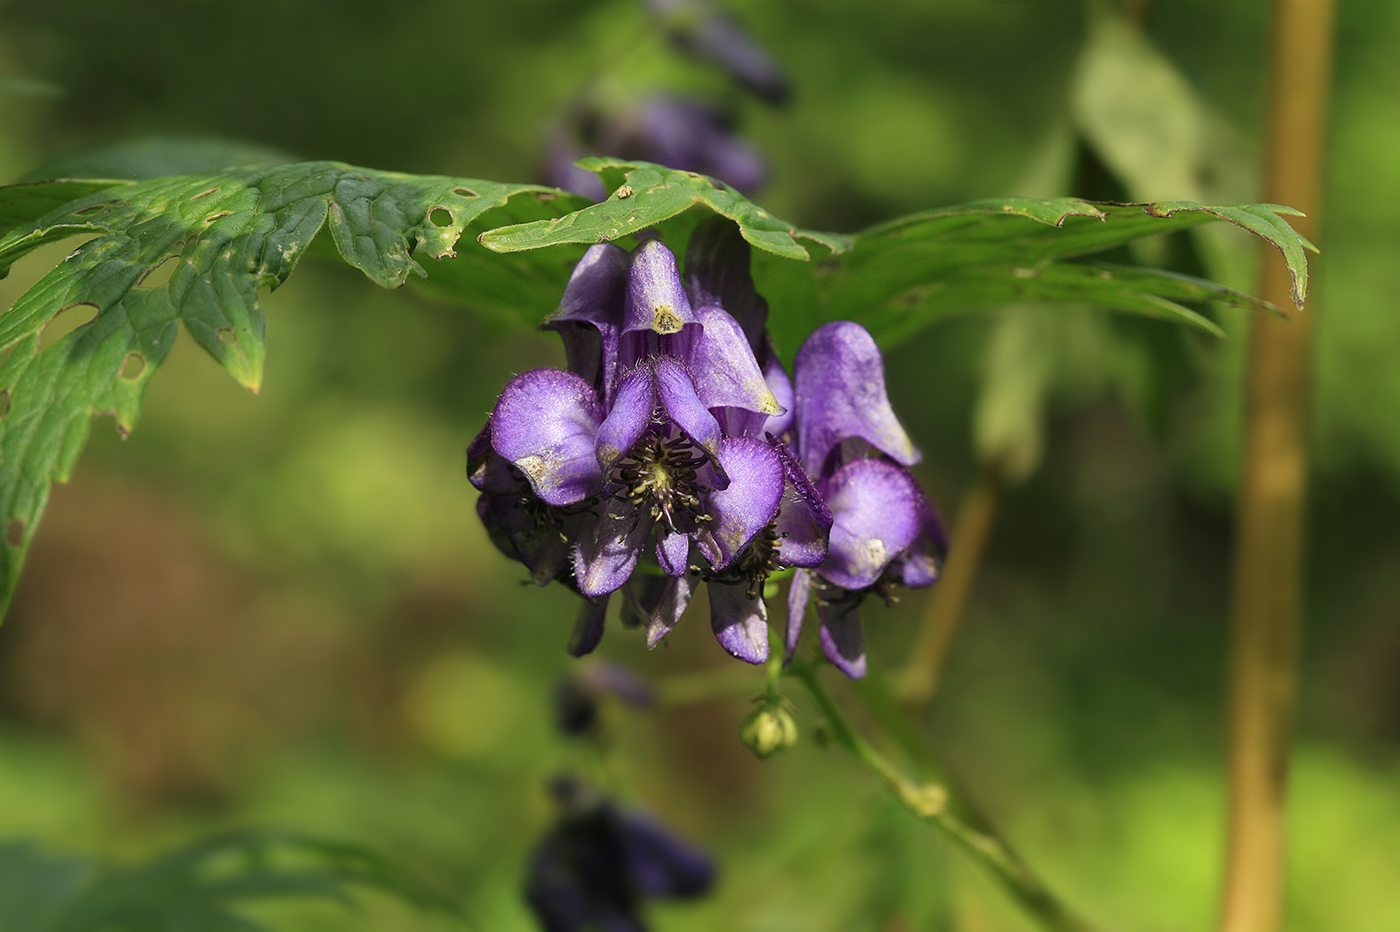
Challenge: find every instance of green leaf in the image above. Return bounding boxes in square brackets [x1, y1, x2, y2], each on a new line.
[822, 197, 1314, 346]
[0, 180, 131, 240]
[0, 842, 94, 932]
[0, 161, 565, 614]
[0, 158, 1316, 618]
[0, 831, 462, 932]
[479, 158, 852, 260]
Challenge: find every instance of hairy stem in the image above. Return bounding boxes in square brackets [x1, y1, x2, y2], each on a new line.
[792, 663, 1100, 932]
[1220, 1, 1334, 931]
[900, 462, 1003, 709]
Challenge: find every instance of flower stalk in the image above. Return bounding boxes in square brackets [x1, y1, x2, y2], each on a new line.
[900, 460, 1003, 709]
[1221, 2, 1335, 931]
[791, 662, 1100, 932]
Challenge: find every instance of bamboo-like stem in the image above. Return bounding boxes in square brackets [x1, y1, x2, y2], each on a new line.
[792, 663, 1100, 932]
[1220, 2, 1334, 931]
[900, 462, 1003, 709]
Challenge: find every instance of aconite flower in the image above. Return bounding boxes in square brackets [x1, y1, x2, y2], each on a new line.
[525, 776, 714, 932]
[473, 225, 828, 663]
[784, 321, 947, 679]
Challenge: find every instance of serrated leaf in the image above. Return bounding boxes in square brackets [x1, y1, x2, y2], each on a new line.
[822, 197, 1313, 346]
[479, 158, 851, 260]
[0, 161, 566, 614]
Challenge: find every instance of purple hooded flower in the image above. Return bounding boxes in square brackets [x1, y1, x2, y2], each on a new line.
[784, 321, 947, 679]
[525, 776, 714, 932]
[474, 222, 829, 663]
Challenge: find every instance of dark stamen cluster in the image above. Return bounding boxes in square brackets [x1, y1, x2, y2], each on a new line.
[694, 520, 786, 598]
[730, 522, 785, 598]
[612, 431, 712, 533]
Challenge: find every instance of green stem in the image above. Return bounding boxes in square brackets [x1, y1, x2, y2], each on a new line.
[791, 663, 1100, 932]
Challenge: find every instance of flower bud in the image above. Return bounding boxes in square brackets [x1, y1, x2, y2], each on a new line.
[740, 704, 798, 759]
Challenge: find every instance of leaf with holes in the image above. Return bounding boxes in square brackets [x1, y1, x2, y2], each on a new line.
[479, 158, 852, 260]
[0, 161, 569, 613]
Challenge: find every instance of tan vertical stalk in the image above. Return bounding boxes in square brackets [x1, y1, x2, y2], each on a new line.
[1220, 2, 1334, 931]
[900, 462, 1002, 708]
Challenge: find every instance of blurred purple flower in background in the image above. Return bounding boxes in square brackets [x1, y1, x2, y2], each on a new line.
[546, 97, 768, 198]
[525, 776, 714, 932]
[645, 0, 791, 104]
[783, 322, 947, 679]
[541, 0, 787, 197]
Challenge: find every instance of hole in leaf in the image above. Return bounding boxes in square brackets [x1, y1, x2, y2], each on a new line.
[429, 207, 454, 227]
[74, 203, 110, 216]
[188, 187, 220, 201]
[5, 518, 23, 548]
[451, 186, 477, 198]
[216, 328, 236, 345]
[120, 353, 146, 380]
[534, 191, 558, 201]
[0, 390, 10, 418]
[135, 254, 178, 289]
[39, 302, 99, 350]
[203, 211, 233, 226]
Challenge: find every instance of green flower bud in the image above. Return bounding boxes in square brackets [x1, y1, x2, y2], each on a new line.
[740, 705, 798, 759]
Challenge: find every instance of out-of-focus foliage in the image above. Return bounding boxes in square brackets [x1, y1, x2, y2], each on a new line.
[0, 832, 459, 932]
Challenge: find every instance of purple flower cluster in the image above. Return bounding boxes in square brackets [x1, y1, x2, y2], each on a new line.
[470, 220, 944, 678]
[526, 776, 714, 932]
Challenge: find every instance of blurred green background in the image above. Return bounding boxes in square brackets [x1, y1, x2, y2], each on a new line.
[0, 0, 1397, 929]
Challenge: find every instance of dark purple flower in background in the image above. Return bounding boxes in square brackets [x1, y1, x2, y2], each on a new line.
[544, 96, 768, 197]
[525, 776, 714, 932]
[784, 321, 947, 679]
[645, 0, 791, 105]
[474, 223, 829, 664]
[555, 659, 656, 738]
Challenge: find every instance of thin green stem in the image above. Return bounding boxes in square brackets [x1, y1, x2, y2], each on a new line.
[791, 663, 1100, 932]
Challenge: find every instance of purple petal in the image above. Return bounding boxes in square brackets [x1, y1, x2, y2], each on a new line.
[708, 580, 769, 664]
[596, 364, 656, 473]
[475, 493, 572, 586]
[760, 344, 794, 438]
[683, 216, 769, 350]
[890, 496, 947, 588]
[624, 240, 695, 337]
[614, 806, 716, 898]
[793, 321, 919, 476]
[817, 596, 867, 679]
[627, 574, 693, 648]
[653, 356, 723, 464]
[772, 441, 832, 569]
[785, 569, 811, 664]
[568, 595, 610, 657]
[687, 304, 782, 415]
[490, 369, 606, 506]
[543, 243, 629, 397]
[467, 418, 525, 496]
[819, 458, 922, 591]
[575, 504, 650, 597]
[656, 531, 690, 577]
[696, 437, 783, 571]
